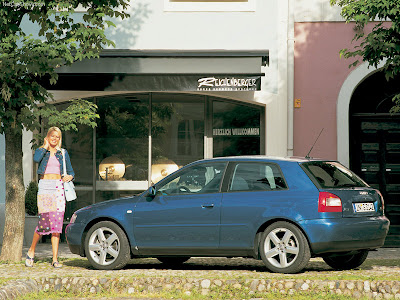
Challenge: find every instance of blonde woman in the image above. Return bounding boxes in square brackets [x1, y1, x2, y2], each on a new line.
[25, 127, 75, 268]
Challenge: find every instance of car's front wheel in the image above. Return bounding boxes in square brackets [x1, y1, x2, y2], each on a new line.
[323, 250, 369, 270]
[260, 221, 310, 274]
[84, 221, 130, 270]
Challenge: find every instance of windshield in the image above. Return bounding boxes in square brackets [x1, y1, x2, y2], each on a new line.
[301, 161, 369, 189]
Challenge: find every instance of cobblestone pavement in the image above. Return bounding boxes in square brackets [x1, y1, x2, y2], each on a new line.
[0, 244, 398, 300]
[23, 242, 400, 260]
[8, 243, 398, 279]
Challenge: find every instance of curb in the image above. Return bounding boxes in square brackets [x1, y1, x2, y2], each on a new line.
[0, 279, 39, 299]
[1, 277, 400, 299]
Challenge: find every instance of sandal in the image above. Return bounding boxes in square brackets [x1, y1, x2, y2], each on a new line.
[52, 261, 63, 268]
[25, 254, 34, 267]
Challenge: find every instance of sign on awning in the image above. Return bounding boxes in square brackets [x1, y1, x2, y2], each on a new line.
[43, 73, 263, 92]
[197, 76, 260, 91]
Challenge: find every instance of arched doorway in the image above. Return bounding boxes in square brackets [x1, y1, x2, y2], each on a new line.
[350, 71, 400, 247]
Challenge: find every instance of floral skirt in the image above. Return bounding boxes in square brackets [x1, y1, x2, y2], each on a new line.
[35, 179, 65, 235]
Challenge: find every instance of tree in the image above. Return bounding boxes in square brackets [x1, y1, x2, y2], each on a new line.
[0, 0, 129, 262]
[330, 0, 400, 112]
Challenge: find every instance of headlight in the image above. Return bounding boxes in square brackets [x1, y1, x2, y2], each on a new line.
[70, 213, 77, 224]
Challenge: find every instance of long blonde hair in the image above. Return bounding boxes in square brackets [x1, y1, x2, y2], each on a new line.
[46, 126, 62, 150]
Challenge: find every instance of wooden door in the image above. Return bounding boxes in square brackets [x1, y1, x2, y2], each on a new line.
[351, 115, 400, 247]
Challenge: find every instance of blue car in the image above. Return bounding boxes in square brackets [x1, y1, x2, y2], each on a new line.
[66, 156, 389, 273]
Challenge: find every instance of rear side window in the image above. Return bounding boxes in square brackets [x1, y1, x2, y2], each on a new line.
[229, 162, 287, 192]
[301, 161, 368, 189]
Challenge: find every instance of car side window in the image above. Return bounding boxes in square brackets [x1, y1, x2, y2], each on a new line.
[229, 163, 287, 192]
[157, 162, 227, 195]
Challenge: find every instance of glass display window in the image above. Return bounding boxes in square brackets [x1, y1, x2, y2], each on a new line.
[151, 93, 205, 184]
[96, 94, 150, 182]
[212, 100, 261, 157]
[46, 93, 265, 220]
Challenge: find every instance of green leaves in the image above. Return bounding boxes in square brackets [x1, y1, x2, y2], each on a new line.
[390, 94, 400, 114]
[332, 0, 400, 111]
[0, 0, 130, 134]
[1, 83, 11, 103]
[39, 99, 99, 131]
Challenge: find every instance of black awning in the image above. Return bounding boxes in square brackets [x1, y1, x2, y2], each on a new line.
[44, 73, 264, 92]
[46, 50, 268, 92]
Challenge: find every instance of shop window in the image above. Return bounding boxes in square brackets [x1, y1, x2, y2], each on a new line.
[96, 94, 149, 182]
[151, 94, 204, 184]
[45, 93, 264, 219]
[164, 0, 255, 12]
[213, 100, 261, 157]
[177, 119, 204, 156]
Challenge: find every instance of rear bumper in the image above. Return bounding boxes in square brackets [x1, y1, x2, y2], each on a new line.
[299, 216, 390, 255]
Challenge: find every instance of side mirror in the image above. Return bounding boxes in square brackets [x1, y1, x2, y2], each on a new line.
[145, 186, 157, 198]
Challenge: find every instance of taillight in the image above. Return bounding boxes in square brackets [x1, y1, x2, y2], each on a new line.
[318, 192, 342, 212]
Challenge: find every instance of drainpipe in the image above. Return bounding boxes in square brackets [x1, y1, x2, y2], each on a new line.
[287, 0, 295, 157]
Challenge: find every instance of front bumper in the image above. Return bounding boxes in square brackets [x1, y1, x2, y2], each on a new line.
[299, 216, 390, 255]
[65, 222, 87, 257]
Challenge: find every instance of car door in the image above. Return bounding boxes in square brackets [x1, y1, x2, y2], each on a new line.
[220, 162, 289, 249]
[133, 162, 227, 255]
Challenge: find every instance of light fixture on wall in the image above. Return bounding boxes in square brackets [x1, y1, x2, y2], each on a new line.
[151, 159, 179, 183]
[99, 156, 125, 181]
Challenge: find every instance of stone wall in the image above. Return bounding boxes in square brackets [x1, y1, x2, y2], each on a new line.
[1, 276, 400, 299]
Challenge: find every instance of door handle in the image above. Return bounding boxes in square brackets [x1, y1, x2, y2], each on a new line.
[201, 204, 214, 208]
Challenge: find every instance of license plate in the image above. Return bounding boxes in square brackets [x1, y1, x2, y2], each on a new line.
[353, 202, 375, 213]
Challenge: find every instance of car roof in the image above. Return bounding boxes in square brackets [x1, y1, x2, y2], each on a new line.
[190, 155, 334, 164]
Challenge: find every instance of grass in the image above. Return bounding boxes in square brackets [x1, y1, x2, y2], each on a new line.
[18, 286, 373, 300]
[2, 256, 400, 300]
[59, 257, 400, 281]
[1, 257, 400, 281]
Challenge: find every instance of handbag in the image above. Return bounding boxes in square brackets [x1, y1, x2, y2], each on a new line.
[62, 149, 77, 201]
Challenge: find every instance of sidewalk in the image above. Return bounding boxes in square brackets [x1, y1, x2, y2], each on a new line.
[22, 242, 400, 260]
[0, 243, 397, 300]
[22, 242, 80, 259]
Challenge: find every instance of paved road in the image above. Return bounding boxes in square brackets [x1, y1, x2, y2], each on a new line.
[0, 242, 396, 300]
[22, 242, 399, 260]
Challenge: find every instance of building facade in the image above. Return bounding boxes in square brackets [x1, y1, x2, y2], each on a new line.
[1, 0, 292, 242]
[293, 0, 400, 245]
[1, 0, 398, 245]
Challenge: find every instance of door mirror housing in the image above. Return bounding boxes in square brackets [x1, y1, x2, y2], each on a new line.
[145, 186, 157, 198]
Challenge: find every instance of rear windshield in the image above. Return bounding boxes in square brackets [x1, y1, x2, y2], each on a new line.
[301, 161, 368, 189]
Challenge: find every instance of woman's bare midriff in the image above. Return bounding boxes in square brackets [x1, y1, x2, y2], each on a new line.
[41, 174, 62, 180]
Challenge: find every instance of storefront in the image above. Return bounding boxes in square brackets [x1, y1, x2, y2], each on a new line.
[40, 50, 268, 220]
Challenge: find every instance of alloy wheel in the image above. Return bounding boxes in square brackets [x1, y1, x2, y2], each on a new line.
[87, 226, 121, 266]
[263, 227, 300, 269]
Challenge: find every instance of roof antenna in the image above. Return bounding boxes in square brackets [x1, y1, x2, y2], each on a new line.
[305, 128, 324, 159]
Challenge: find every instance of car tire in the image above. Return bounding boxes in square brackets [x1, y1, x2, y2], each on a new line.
[259, 221, 311, 274]
[157, 257, 191, 265]
[84, 221, 130, 270]
[323, 250, 369, 270]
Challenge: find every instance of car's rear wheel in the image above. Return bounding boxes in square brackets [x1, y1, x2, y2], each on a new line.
[157, 257, 191, 265]
[323, 250, 369, 270]
[84, 221, 130, 270]
[260, 221, 310, 274]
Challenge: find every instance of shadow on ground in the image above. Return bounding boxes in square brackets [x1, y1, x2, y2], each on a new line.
[62, 257, 400, 273]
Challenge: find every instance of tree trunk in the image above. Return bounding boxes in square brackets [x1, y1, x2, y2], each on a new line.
[0, 127, 25, 262]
